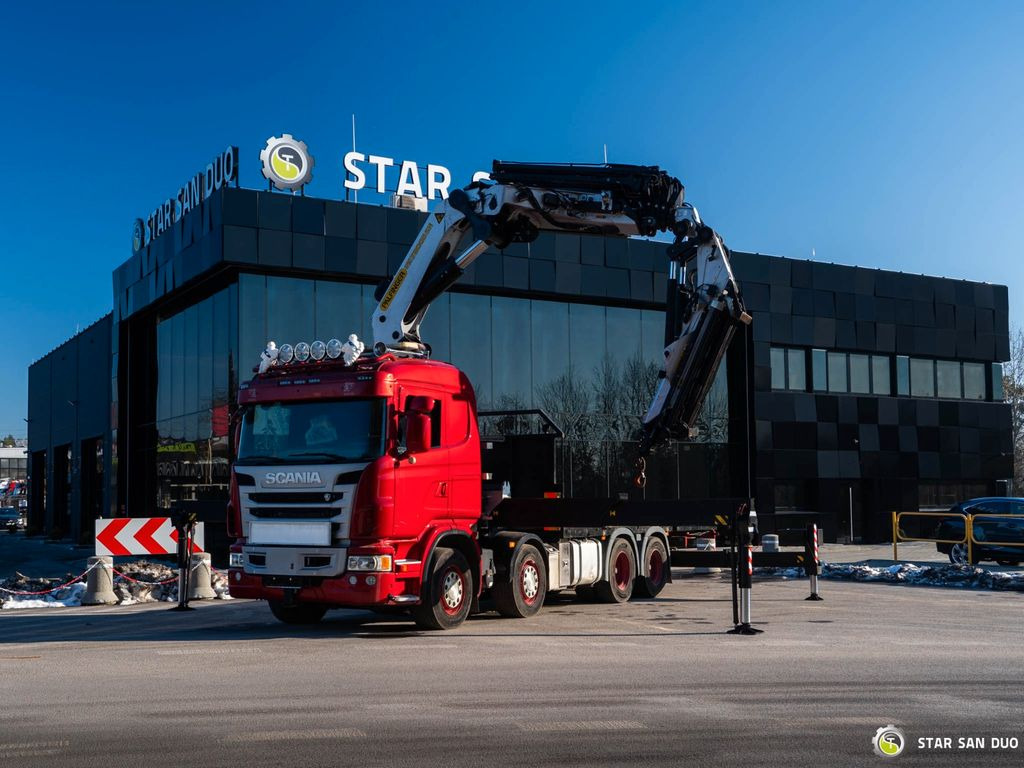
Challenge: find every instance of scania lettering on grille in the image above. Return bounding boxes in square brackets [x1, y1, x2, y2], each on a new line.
[264, 471, 322, 485]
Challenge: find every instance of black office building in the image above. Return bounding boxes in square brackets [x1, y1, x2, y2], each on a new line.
[27, 181, 1012, 545]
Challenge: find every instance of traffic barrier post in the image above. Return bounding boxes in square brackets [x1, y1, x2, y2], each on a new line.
[82, 556, 117, 605]
[728, 504, 763, 635]
[804, 524, 823, 601]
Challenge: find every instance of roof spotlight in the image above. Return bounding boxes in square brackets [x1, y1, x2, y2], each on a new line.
[278, 344, 294, 364]
[294, 342, 311, 362]
[326, 338, 343, 359]
[310, 340, 326, 361]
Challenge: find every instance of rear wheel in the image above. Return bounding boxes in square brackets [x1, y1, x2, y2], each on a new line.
[494, 543, 546, 618]
[595, 538, 636, 603]
[268, 600, 328, 625]
[634, 538, 669, 598]
[413, 547, 472, 630]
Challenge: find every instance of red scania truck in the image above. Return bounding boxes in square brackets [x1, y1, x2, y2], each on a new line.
[227, 161, 750, 629]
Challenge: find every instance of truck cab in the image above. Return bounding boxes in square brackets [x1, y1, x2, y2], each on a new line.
[228, 354, 483, 624]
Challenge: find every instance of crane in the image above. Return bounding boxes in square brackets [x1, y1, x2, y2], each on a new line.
[370, 161, 751, 483]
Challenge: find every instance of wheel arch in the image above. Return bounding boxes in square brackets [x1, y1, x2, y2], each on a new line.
[602, 527, 641, 582]
[423, 529, 481, 598]
[639, 527, 672, 583]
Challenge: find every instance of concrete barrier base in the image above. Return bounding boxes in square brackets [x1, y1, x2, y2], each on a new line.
[188, 553, 216, 600]
[82, 556, 117, 605]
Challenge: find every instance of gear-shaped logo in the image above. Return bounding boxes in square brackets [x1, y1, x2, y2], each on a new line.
[260, 134, 314, 192]
[873, 725, 906, 758]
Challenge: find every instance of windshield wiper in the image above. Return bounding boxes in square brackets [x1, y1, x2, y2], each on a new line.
[288, 451, 360, 462]
[235, 454, 287, 464]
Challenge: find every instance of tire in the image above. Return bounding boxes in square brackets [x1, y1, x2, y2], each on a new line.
[949, 543, 974, 566]
[413, 547, 472, 630]
[634, 538, 669, 598]
[595, 538, 636, 603]
[268, 600, 328, 625]
[995, 559, 1020, 567]
[493, 543, 546, 618]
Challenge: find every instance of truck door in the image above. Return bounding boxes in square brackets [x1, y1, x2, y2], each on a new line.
[393, 390, 449, 536]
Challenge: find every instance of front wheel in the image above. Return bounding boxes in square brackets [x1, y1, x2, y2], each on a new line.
[493, 543, 546, 618]
[634, 538, 669, 598]
[595, 538, 636, 603]
[413, 547, 472, 630]
[949, 543, 974, 566]
[268, 600, 328, 625]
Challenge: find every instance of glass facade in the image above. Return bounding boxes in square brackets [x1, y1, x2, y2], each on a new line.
[154, 285, 236, 508]
[148, 273, 732, 505]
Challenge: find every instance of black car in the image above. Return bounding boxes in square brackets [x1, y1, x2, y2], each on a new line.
[934, 497, 1024, 566]
[0, 506, 25, 533]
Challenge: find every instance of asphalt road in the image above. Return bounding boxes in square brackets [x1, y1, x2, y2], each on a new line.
[1, 574, 1022, 768]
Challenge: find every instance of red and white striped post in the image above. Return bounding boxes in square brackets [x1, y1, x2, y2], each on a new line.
[805, 523, 823, 601]
[729, 504, 763, 635]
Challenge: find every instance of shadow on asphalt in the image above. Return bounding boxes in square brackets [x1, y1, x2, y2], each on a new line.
[0, 597, 743, 644]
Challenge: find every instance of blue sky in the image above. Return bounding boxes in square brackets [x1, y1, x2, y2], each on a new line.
[2, 1, 1022, 437]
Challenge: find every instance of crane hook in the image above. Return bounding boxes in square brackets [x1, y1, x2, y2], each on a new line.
[633, 457, 647, 489]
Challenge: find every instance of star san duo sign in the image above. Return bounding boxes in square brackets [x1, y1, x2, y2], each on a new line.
[132, 146, 239, 253]
[132, 136, 488, 251]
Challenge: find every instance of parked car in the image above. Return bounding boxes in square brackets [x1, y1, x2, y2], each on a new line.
[935, 497, 1024, 566]
[0, 506, 26, 533]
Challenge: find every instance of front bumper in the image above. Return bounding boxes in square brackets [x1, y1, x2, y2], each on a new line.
[228, 566, 421, 607]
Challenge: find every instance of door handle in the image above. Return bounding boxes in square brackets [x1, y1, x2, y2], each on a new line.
[437, 481, 448, 497]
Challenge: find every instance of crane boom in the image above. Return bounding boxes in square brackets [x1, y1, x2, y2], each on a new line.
[371, 161, 750, 474]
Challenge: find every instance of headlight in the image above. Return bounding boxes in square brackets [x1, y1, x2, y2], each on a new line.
[347, 555, 393, 572]
[229, 552, 244, 568]
[326, 338, 343, 359]
[278, 344, 294, 363]
[310, 340, 326, 361]
[294, 342, 311, 362]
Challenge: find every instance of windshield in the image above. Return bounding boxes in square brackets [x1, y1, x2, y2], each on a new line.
[237, 398, 386, 465]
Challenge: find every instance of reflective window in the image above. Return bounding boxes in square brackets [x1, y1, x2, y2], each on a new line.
[910, 358, 935, 398]
[827, 352, 847, 393]
[849, 354, 870, 394]
[962, 363, 985, 400]
[570, 302, 607, 391]
[896, 356, 910, 396]
[641, 309, 665, 367]
[811, 349, 827, 391]
[450, 293, 493, 406]
[266, 277, 315, 349]
[936, 360, 961, 399]
[314, 280, 364, 347]
[992, 363, 1004, 401]
[238, 274, 267, 372]
[492, 297, 533, 407]
[770, 347, 786, 390]
[871, 355, 890, 396]
[786, 349, 805, 391]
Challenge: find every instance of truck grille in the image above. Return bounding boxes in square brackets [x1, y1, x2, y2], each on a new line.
[249, 507, 337, 519]
[248, 492, 343, 504]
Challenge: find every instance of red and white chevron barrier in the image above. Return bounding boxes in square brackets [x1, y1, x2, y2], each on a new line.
[95, 518, 205, 557]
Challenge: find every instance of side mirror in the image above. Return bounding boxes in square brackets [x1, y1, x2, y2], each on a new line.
[405, 412, 432, 454]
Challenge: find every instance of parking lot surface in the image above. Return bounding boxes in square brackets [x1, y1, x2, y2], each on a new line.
[1, 573, 1022, 768]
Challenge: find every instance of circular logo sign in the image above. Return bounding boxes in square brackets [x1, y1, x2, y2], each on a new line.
[873, 725, 906, 758]
[260, 134, 314, 192]
[132, 218, 145, 253]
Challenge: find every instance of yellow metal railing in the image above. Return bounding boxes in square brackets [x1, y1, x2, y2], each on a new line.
[891, 511, 970, 563]
[892, 511, 1024, 564]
